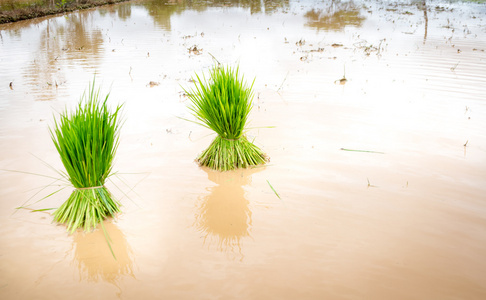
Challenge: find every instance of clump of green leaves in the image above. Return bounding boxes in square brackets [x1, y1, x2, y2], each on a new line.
[50, 79, 122, 233]
[185, 65, 267, 171]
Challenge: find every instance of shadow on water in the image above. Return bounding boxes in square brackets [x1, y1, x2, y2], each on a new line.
[194, 167, 263, 259]
[73, 220, 135, 290]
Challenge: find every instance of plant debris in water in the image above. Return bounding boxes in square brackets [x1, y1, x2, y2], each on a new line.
[267, 180, 281, 199]
[50, 79, 123, 233]
[188, 45, 203, 55]
[185, 65, 267, 171]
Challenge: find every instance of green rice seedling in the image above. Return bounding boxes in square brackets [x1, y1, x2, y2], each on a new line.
[50, 79, 122, 233]
[185, 65, 267, 171]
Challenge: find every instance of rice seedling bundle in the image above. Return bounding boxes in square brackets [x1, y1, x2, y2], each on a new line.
[50, 80, 122, 233]
[185, 65, 267, 171]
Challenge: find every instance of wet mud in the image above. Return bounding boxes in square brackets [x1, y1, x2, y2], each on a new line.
[0, 0, 131, 24]
[1, 0, 486, 299]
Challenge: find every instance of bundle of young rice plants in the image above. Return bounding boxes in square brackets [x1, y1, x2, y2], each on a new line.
[50, 80, 122, 234]
[185, 65, 267, 171]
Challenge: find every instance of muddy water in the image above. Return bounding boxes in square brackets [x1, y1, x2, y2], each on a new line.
[1, 0, 486, 299]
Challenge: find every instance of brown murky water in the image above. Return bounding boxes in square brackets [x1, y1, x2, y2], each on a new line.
[1, 0, 486, 299]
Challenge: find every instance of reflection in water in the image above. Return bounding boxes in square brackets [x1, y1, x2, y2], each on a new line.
[141, 0, 289, 29]
[24, 12, 104, 100]
[104, 2, 132, 20]
[304, 0, 365, 31]
[73, 220, 134, 286]
[195, 167, 263, 257]
[140, 0, 181, 30]
[419, 0, 428, 43]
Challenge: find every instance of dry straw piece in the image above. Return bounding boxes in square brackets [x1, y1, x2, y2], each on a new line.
[185, 65, 267, 171]
[50, 79, 122, 233]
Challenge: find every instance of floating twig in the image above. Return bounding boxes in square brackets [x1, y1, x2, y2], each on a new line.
[367, 178, 378, 188]
[208, 52, 221, 65]
[450, 61, 460, 71]
[334, 65, 347, 84]
[340, 148, 384, 154]
[277, 71, 289, 93]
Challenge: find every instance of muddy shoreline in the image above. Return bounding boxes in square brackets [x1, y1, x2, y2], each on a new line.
[0, 0, 130, 24]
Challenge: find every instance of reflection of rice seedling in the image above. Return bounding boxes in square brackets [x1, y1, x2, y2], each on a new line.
[194, 167, 262, 256]
[50, 79, 122, 233]
[74, 221, 134, 283]
[185, 65, 267, 171]
[195, 180, 250, 252]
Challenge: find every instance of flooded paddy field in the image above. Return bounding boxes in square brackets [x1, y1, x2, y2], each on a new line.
[1, 0, 486, 299]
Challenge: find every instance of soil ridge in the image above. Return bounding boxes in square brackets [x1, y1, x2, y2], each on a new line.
[0, 0, 130, 24]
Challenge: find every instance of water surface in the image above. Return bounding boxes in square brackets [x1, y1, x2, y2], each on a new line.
[1, 0, 486, 299]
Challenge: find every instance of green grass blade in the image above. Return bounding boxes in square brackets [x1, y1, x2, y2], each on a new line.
[266, 180, 281, 199]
